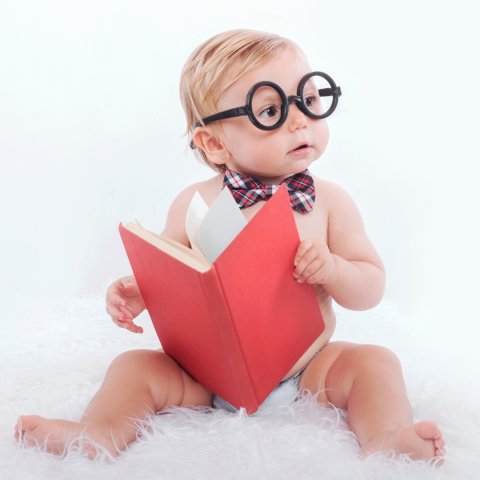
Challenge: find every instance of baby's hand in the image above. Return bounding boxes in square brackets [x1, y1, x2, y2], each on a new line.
[106, 275, 146, 333]
[293, 239, 336, 285]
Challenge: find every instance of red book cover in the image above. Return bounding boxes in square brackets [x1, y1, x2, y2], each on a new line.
[119, 183, 325, 414]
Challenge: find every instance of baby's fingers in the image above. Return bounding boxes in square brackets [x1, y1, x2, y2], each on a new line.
[117, 305, 135, 321]
[106, 304, 126, 327]
[109, 307, 143, 333]
[294, 239, 314, 267]
[116, 306, 143, 333]
[119, 312, 143, 333]
[124, 321, 143, 334]
[295, 258, 322, 283]
[107, 293, 136, 318]
[294, 247, 319, 281]
[106, 292, 129, 311]
[106, 301, 133, 325]
[119, 280, 140, 297]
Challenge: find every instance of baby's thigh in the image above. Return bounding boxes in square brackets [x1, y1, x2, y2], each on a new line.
[298, 341, 358, 408]
[153, 348, 213, 411]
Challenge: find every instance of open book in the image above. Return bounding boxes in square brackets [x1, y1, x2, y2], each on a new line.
[122, 185, 249, 273]
[119, 184, 325, 414]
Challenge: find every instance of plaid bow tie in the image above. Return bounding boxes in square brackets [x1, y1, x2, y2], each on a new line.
[222, 168, 315, 214]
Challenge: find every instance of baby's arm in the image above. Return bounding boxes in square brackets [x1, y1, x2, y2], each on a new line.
[294, 182, 386, 311]
[106, 184, 198, 331]
[159, 184, 197, 248]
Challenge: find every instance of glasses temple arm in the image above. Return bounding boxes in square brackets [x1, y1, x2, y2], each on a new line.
[193, 106, 248, 129]
[318, 86, 342, 97]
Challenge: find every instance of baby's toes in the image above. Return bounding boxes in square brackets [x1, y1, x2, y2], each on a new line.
[435, 447, 446, 457]
[17, 415, 40, 432]
[434, 437, 446, 463]
[435, 440, 446, 458]
[16, 415, 41, 447]
[414, 421, 441, 441]
[434, 438, 446, 450]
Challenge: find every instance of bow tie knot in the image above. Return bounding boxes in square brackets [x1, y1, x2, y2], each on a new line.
[254, 185, 279, 196]
[222, 169, 315, 214]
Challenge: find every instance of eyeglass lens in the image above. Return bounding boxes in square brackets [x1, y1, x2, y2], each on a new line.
[303, 74, 333, 117]
[251, 85, 284, 128]
[250, 74, 334, 127]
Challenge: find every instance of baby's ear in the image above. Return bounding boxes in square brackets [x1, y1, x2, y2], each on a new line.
[192, 127, 229, 164]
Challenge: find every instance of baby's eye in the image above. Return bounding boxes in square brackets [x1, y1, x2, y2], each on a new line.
[304, 95, 318, 107]
[259, 106, 279, 119]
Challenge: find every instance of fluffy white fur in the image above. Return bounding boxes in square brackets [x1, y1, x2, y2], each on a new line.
[1, 287, 479, 479]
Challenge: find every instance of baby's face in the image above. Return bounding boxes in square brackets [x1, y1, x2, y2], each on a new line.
[214, 48, 330, 182]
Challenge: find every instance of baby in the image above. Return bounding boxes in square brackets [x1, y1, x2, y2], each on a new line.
[14, 29, 446, 464]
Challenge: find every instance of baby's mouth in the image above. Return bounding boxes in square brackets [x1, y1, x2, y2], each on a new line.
[293, 144, 309, 151]
[288, 144, 312, 155]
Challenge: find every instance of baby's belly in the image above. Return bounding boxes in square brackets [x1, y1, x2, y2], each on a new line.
[281, 286, 336, 381]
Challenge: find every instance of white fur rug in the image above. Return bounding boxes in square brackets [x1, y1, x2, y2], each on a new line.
[1, 288, 479, 479]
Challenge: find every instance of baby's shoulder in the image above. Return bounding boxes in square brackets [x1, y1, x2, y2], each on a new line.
[172, 174, 223, 211]
[311, 175, 355, 212]
[162, 174, 223, 245]
[312, 175, 365, 235]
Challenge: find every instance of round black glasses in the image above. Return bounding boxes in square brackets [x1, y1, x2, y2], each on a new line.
[193, 71, 341, 134]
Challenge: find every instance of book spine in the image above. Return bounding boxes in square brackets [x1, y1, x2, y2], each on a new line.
[201, 266, 259, 413]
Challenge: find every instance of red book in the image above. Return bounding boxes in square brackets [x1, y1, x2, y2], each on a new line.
[119, 183, 325, 414]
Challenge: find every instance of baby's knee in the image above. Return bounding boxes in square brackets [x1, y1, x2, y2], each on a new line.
[351, 344, 401, 370]
[109, 349, 177, 377]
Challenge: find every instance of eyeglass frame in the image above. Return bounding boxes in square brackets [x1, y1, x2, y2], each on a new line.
[192, 71, 342, 140]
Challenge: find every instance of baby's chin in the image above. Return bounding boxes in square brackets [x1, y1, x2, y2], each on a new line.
[228, 151, 317, 177]
[283, 154, 318, 173]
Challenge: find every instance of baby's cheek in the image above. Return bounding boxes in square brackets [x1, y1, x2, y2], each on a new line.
[312, 120, 330, 155]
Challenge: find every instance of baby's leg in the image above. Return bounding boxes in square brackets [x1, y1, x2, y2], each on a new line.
[14, 349, 213, 460]
[299, 342, 446, 464]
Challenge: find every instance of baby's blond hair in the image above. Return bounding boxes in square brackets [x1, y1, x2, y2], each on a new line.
[180, 29, 299, 174]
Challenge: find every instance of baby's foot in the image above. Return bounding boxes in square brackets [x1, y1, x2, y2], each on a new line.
[14, 415, 118, 461]
[360, 421, 446, 465]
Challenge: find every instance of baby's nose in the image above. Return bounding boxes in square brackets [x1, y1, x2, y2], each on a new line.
[286, 102, 308, 131]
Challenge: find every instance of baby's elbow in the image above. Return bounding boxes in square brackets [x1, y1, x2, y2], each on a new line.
[367, 270, 386, 310]
[358, 269, 386, 311]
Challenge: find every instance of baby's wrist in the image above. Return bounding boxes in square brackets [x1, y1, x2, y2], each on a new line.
[319, 254, 338, 286]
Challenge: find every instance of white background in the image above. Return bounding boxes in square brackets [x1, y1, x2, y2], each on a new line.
[1, 1, 479, 373]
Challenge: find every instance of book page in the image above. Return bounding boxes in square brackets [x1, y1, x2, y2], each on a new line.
[146, 229, 210, 266]
[123, 222, 211, 272]
[197, 186, 247, 264]
[185, 191, 209, 257]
